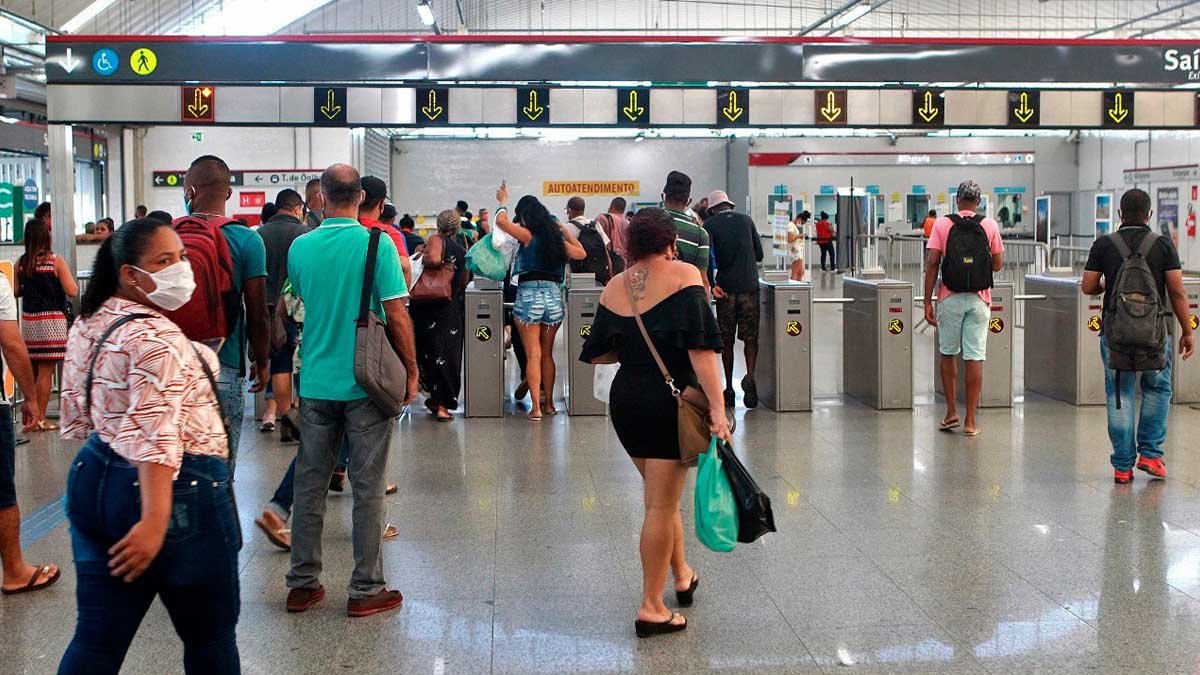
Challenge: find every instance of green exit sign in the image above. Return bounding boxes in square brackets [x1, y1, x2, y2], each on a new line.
[191, 131, 205, 143]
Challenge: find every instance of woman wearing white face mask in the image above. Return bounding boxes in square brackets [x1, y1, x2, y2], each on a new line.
[57, 219, 241, 675]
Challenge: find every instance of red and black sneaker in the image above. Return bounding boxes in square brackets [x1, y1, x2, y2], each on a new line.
[1137, 457, 1168, 479]
[1114, 469, 1134, 484]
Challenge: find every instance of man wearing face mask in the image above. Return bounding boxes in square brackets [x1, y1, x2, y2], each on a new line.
[174, 155, 269, 476]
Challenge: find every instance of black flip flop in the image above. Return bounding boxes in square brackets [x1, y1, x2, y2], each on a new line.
[635, 612, 687, 638]
[675, 575, 700, 607]
[2, 565, 60, 595]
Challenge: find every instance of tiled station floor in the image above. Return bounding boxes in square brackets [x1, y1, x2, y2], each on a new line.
[4, 282, 1200, 674]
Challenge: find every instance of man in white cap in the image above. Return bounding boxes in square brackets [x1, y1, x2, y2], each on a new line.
[924, 180, 1005, 437]
[703, 189, 764, 408]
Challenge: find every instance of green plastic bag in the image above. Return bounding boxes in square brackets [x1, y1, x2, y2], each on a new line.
[466, 231, 514, 281]
[694, 436, 738, 552]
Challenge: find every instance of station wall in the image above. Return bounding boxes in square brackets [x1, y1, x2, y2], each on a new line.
[747, 135, 1079, 236]
[137, 126, 350, 219]
[388, 138, 728, 221]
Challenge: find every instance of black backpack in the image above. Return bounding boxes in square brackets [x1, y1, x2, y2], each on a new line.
[1103, 231, 1168, 408]
[940, 214, 993, 293]
[569, 221, 613, 285]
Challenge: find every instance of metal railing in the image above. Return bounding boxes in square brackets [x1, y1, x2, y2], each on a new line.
[1049, 245, 1092, 271]
[852, 234, 1049, 327]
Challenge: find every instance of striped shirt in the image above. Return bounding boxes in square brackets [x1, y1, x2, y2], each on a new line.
[666, 208, 710, 275]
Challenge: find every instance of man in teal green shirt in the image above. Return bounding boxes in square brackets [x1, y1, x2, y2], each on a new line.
[285, 164, 417, 619]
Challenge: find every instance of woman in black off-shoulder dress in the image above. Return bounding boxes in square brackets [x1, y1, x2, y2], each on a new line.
[580, 208, 729, 639]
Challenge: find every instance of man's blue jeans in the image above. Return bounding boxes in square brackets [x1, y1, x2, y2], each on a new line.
[1101, 337, 1174, 472]
[215, 366, 245, 478]
[58, 436, 241, 674]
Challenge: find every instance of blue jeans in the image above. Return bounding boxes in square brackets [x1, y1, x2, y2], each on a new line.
[287, 398, 393, 599]
[58, 436, 241, 675]
[266, 434, 350, 520]
[215, 366, 245, 477]
[1101, 337, 1174, 471]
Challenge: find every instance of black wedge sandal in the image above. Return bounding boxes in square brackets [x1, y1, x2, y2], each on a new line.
[675, 575, 699, 607]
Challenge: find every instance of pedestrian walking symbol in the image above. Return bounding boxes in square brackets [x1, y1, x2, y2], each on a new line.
[475, 326, 492, 342]
[131, 48, 157, 75]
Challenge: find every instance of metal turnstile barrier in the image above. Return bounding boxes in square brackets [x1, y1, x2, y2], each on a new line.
[1174, 277, 1200, 404]
[757, 279, 812, 412]
[567, 274, 606, 416]
[932, 282, 1014, 408]
[1023, 274, 1105, 406]
[843, 276, 913, 410]
[464, 279, 505, 417]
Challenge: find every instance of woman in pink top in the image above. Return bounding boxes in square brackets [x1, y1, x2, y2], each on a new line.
[57, 218, 240, 675]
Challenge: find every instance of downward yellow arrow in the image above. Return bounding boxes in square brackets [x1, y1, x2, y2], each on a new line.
[622, 90, 644, 121]
[187, 87, 210, 118]
[917, 91, 940, 123]
[722, 90, 744, 122]
[1108, 92, 1129, 124]
[320, 89, 342, 120]
[421, 89, 444, 121]
[820, 90, 842, 122]
[523, 90, 545, 121]
[1013, 92, 1035, 123]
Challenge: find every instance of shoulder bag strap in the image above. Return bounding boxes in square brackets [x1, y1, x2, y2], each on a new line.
[357, 228, 382, 326]
[1109, 231, 1134, 260]
[623, 271, 680, 397]
[190, 343, 240, 539]
[84, 313, 154, 418]
[1135, 230, 1160, 258]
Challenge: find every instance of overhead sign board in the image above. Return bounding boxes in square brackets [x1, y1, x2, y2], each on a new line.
[1123, 165, 1200, 185]
[153, 170, 245, 187]
[912, 89, 944, 127]
[814, 89, 847, 125]
[1007, 90, 1039, 127]
[43, 38, 1200, 86]
[314, 87, 347, 126]
[181, 85, 215, 123]
[244, 170, 322, 186]
[543, 181, 639, 197]
[716, 88, 750, 127]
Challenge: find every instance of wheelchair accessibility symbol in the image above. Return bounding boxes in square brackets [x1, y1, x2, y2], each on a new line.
[475, 326, 491, 342]
[92, 49, 118, 76]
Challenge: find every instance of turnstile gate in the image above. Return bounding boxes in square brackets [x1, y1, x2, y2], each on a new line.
[757, 279, 812, 412]
[1173, 277, 1200, 404]
[464, 279, 505, 417]
[567, 275, 606, 416]
[933, 282, 1014, 408]
[843, 276, 913, 410]
[1023, 274, 1105, 405]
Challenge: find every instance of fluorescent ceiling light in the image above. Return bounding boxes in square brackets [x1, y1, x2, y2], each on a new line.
[61, 0, 119, 33]
[416, 1, 436, 26]
[831, 2, 872, 30]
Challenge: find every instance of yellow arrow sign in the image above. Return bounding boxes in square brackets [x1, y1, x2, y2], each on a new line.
[820, 90, 843, 123]
[320, 89, 342, 120]
[917, 91, 940, 123]
[1108, 92, 1129, 124]
[622, 90, 645, 122]
[522, 90, 545, 121]
[186, 87, 210, 118]
[421, 89, 444, 121]
[1013, 92, 1035, 124]
[722, 90, 744, 123]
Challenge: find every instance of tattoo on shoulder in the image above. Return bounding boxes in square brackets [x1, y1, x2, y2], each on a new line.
[629, 267, 649, 301]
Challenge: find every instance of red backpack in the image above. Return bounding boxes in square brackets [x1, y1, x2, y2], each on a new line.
[161, 216, 239, 343]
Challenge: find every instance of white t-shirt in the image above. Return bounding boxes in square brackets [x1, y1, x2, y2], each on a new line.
[567, 216, 610, 247]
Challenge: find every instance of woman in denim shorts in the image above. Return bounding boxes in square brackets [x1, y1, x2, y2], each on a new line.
[492, 184, 586, 420]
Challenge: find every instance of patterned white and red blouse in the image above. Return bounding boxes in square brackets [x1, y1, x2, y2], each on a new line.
[60, 297, 228, 471]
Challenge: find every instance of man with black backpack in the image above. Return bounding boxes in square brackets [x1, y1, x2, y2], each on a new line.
[564, 196, 616, 285]
[1083, 188, 1194, 484]
[924, 180, 1004, 437]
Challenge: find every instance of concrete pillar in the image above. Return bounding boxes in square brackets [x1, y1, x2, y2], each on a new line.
[122, 127, 137, 222]
[48, 124, 77, 275]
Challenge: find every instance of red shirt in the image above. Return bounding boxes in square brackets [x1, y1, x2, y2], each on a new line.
[359, 217, 409, 258]
[814, 219, 834, 243]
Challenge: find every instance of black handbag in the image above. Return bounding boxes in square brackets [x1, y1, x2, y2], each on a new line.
[716, 440, 776, 543]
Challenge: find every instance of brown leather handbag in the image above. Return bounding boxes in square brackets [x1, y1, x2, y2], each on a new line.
[409, 234, 455, 304]
[624, 273, 711, 466]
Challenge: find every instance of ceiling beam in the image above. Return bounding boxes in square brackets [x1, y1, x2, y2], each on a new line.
[1132, 11, 1200, 38]
[1079, 0, 1200, 38]
[796, 0, 861, 36]
[824, 0, 893, 36]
